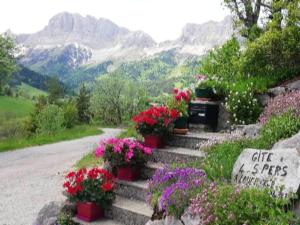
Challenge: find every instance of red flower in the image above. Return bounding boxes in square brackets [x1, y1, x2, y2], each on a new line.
[170, 109, 180, 119]
[102, 182, 114, 192]
[66, 171, 75, 178]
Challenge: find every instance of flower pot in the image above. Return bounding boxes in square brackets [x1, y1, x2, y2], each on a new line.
[195, 87, 214, 99]
[174, 117, 188, 129]
[76, 202, 104, 222]
[117, 166, 140, 181]
[143, 135, 164, 148]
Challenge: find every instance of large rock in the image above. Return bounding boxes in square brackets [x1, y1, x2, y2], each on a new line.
[286, 80, 300, 91]
[34, 201, 64, 225]
[234, 124, 262, 139]
[145, 216, 183, 225]
[232, 148, 300, 197]
[181, 212, 201, 225]
[268, 87, 286, 97]
[272, 131, 300, 150]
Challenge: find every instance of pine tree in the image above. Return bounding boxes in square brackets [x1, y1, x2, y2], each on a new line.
[77, 84, 91, 123]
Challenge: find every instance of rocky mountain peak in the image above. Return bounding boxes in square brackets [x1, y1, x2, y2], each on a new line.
[177, 16, 234, 47]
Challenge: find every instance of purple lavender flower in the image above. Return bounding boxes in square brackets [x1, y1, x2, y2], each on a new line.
[148, 167, 207, 216]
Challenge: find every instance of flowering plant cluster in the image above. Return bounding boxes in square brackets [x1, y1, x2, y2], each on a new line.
[167, 88, 192, 117]
[132, 105, 180, 136]
[196, 74, 208, 88]
[96, 138, 153, 168]
[187, 184, 297, 225]
[225, 83, 261, 125]
[63, 167, 115, 207]
[148, 167, 207, 218]
[259, 90, 300, 124]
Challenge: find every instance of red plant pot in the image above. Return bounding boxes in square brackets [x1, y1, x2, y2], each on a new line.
[117, 166, 140, 181]
[143, 135, 164, 148]
[76, 202, 104, 222]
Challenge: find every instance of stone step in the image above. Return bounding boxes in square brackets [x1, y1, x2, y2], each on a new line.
[73, 217, 122, 225]
[151, 146, 206, 164]
[115, 179, 148, 202]
[141, 162, 164, 179]
[106, 196, 152, 225]
[188, 123, 214, 132]
[168, 132, 224, 149]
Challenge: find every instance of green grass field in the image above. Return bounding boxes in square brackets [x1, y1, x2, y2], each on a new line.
[0, 96, 34, 122]
[0, 125, 103, 152]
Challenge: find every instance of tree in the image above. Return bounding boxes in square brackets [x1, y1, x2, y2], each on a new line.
[90, 73, 148, 125]
[47, 76, 64, 103]
[0, 35, 18, 94]
[224, 0, 300, 40]
[76, 84, 91, 123]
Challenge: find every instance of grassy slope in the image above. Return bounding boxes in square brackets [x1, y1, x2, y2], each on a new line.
[17, 83, 47, 98]
[0, 96, 34, 121]
[0, 125, 103, 152]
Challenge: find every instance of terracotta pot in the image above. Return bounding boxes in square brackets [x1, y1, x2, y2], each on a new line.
[76, 202, 104, 222]
[143, 135, 164, 148]
[173, 128, 189, 135]
[117, 166, 140, 181]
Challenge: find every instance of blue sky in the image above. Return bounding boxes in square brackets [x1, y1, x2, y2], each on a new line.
[0, 0, 230, 42]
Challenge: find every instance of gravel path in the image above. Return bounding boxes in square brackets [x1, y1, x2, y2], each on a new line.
[0, 128, 122, 225]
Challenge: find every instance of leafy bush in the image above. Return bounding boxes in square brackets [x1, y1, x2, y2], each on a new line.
[259, 90, 300, 124]
[260, 112, 300, 147]
[200, 38, 241, 83]
[148, 167, 207, 218]
[188, 184, 298, 225]
[37, 104, 65, 135]
[90, 73, 149, 125]
[0, 119, 26, 139]
[225, 83, 262, 124]
[63, 101, 78, 128]
[241, 26, 300, 82]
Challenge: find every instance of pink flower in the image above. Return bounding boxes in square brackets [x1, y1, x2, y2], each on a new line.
[95, 146, 105, 157]
[143, 147, 153, 155]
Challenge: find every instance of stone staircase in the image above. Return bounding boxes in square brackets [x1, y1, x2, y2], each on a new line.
[74, 132, 222, 225]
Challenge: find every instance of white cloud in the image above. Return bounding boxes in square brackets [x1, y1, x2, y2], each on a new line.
[0, 0, 230, 42]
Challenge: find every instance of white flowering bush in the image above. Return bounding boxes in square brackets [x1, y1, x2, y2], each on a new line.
[225, 83, 261, 125]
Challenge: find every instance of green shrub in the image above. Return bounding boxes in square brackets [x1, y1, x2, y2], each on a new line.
[37, 104, 65, 135]
[261, 112, 300, 147]
[63, 101, 78, 128]
[241, 26, 300, 81]
[0, 119, 26, 139]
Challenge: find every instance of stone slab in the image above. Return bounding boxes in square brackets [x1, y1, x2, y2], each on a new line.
[232, 148, 300, 197]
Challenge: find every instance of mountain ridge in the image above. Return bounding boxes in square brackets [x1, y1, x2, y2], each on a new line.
[11, 12, 234, 87]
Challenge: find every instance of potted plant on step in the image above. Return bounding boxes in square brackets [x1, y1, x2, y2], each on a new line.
[133, 105, 180, 148]
[195, 74, 214, 100]
[95, 138, 153, 181]
[63, 167, 116, 222]
[168, 88, 192, 135]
